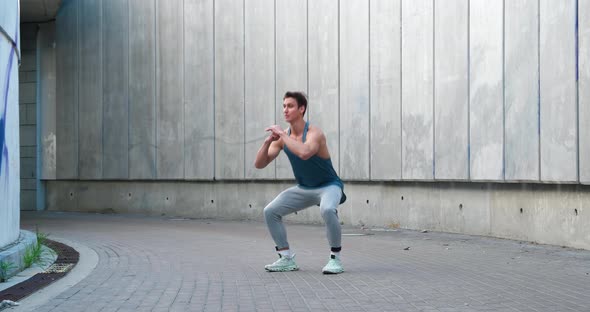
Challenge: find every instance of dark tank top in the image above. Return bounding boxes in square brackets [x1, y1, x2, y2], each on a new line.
[283, 122, 346, 204]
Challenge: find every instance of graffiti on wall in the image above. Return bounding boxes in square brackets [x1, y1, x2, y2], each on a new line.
[0, 5, 19, 190]
[0, 0, 20, 248]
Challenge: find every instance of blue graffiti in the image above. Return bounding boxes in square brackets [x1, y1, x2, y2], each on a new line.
[0, 50, 14, 177]
[1, 13, 18, 178]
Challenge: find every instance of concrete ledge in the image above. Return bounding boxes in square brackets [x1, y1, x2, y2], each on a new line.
[0, 231, 37, 280]
[45, 180, 590, 250]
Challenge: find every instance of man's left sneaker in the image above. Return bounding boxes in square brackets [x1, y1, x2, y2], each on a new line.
[322, 255, 344, 274]
[265, 255, 299, 272]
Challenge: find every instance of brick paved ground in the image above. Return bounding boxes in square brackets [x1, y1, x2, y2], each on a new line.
[16, 211, 590, 312]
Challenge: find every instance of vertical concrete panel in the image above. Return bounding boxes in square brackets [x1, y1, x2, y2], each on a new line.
[244, 0, 275, 179]
[157, 0, 184, 179]
[215, 0, 244, 179]
[129, 0, 156, 179]
[0, 0, 18, 38]
[185, 0, 214, 179]
[38, 23, 57, 180]
[308, 0, 339, 175]
[369, 0, 401, 180]
[4, 51, 20, 240]
[434, 0, 468, 180]
[505, 0, 539, 181]
[275, 0, 306, 179]
[539, 0, 577, 182]
[581, 0, 590, 183]
[469, 0, 504, 181]
[0, 0, 21, 246]
[401, 0, 434, 180]
[55, 0, 79, 179]
[103, 0, 129, 179]
[78, 0, 102, 179]
[340, 0, 369, 180]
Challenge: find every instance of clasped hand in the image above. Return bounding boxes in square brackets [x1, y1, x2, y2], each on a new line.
[264, 125, 285, 143]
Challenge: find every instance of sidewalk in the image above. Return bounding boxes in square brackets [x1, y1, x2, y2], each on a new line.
[12, 211, 590, 312]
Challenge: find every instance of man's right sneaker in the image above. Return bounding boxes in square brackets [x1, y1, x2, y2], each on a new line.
[322, 255, 344, 274]
[264, 255, 299, 272]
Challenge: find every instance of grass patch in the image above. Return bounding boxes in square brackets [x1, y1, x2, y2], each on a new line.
[23, 228, 55, 270]
[0, 261, 17, 282]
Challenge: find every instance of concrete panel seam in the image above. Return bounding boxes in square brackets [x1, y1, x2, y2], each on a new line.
[243, 0, 246, 180]
[432, 0, 436, 180]
[76, 0, 80, 179]
[101, 0, 104, 179]
[273, 0, 276, 180]
[503, 0, 506, 181]
[306, 0, 309, 122]
[467, 0, 471, 180]
[154, 0, 159, 179]
[338, 0, 341, 177]
[128, 0, 131, 180]
[400, 0, 403, 180]
[216, 0, 217, 181]
[537, 0, 542, 181]
[368, 0, 371, 180]
[574, 0, 582, 183]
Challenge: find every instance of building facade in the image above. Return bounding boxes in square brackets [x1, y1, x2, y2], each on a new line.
[10, 0, 590, 249]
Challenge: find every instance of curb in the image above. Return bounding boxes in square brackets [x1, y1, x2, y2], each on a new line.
[0, 237, 97, 312]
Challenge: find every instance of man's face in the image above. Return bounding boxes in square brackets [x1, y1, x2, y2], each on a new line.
[283, 97, 304, 122]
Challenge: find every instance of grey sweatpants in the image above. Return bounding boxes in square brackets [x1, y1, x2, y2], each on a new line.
[263, 185, 342, 249]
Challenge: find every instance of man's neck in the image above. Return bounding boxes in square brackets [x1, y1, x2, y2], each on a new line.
[288, 118, 306, 136]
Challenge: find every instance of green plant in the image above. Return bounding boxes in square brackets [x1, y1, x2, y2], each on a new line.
[23, 229, 54, 269]
[23, 242, 43, 269]
[36, 231, 49, 246]
[0, 260, 16, 282]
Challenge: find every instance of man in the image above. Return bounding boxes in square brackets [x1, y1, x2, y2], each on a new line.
[254, 91, 346, 274]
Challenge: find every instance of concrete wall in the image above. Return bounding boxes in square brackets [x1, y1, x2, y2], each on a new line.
[15, 22, 54, 212]
[42, 0, 590, 249]
[581, 0, 590, 184]
[37, 22, 56, 212]
[50, 0, 589, 185]
[0, 0, 21, 248]
[19, 23, 37, 211]
[46, 181, 590, 250]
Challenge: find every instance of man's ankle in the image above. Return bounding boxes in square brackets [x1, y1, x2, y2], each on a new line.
[330, 247, 342, 259]
[276, 246, 293, 258]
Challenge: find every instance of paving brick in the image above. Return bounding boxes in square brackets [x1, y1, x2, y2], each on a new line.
[15, 212, 590, 312]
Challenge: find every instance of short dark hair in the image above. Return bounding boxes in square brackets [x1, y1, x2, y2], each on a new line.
[283, 91, 308, 117]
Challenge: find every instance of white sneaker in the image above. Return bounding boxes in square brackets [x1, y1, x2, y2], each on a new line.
[322, 255, 344, 274]
[265, 255, 299, 272]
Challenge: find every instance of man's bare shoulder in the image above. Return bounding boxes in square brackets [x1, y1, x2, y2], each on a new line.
[307, 124, 325, 137]
[307, 124, 326, 144]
